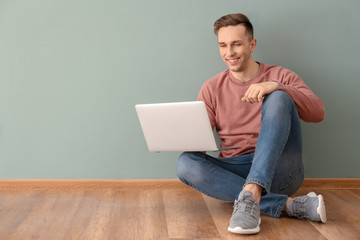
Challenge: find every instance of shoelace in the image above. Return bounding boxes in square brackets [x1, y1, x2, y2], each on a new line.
[233, 194, 256, 215]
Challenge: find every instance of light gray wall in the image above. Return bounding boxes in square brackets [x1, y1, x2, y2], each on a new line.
[0, 0, 359, 179]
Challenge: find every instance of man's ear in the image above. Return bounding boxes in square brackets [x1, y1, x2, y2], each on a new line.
[250, 38, 257, 53]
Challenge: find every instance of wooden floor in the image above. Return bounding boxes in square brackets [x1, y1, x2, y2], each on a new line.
[0, 180, 359, 240]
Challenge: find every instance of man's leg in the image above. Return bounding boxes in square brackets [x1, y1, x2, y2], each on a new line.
[229, 91, 325, 234]
[241, 91, 304, 215]
[228, 91, 302, 234]
[176, 151, 248, 202]
[176, 152, 290, 217]
[244, 91, 303, 197]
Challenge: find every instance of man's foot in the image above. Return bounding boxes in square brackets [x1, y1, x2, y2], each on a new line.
[286, 192, 327, 223]
[228, 190, 261, 234]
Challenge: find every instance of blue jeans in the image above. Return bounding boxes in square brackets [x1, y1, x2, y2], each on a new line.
[176, 91, 304, 218]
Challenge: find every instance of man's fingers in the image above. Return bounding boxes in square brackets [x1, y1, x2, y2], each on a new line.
[245, 87, 262, 103]
[257, 89, 265, 102]
[241, 96, 253, 103]
[242, 82, 278, 104]
[243, 85, 268, 103]
[252, 89, 261, 102]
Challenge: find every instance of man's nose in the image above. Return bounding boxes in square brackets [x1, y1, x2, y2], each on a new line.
[227, 46, 234, 56]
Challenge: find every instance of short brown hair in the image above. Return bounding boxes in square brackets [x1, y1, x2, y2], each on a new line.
[213, 13, 254, 40]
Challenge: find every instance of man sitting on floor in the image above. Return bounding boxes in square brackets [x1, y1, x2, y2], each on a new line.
[176, 13, 326, 235]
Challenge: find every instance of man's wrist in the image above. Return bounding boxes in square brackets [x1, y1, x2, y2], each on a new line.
[270, 80, 279, 91]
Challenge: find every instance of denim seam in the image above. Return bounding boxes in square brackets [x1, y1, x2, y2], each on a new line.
[274, 195, 288, 218]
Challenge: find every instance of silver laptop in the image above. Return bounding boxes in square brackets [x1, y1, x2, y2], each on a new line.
[135, 101, 236, 152]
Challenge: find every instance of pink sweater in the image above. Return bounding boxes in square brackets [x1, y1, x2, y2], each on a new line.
[198, 62, 325, 158]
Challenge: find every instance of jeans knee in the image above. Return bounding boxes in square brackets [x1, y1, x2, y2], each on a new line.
[262, 91, 295, 116]
[177, 152, 198, 181]
[176, 152, 206, 185]
[176, 152, 189, 179]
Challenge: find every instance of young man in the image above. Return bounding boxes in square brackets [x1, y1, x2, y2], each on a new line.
[176, 13, 327, 235]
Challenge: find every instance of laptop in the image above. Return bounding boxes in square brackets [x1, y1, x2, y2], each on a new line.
[135, 101, 236, 152]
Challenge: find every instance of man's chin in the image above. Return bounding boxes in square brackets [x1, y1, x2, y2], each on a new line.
[228, 66, 243, 72]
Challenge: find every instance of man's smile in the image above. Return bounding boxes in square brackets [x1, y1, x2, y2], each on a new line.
[227, 57, 240, 65]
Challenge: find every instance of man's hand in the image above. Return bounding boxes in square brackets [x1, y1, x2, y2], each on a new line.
[241, 81, 278, 103]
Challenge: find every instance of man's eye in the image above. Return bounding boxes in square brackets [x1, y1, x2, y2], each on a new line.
[235, 43, 241, 46]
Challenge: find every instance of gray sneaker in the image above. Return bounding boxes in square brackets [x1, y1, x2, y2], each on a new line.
[228, 190, 261, 234]
[286, 192, 327, 223]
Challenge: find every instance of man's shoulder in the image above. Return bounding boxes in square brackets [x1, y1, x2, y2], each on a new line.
[260, 62, 302, 84]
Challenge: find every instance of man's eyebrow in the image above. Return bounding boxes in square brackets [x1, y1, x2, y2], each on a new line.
[218, 40, 244, 44]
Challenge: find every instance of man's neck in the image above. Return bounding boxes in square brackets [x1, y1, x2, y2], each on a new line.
[231, 60, 260, 82]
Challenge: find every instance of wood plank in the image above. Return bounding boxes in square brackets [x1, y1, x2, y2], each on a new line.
[168, 238, 221, 240]
[301, 178, 360, 189]
[63, 189, 169, 240]
[163, 190, 221, 239]
[202, 194, 327, 240]
[307, 189, 360, 240]
[63, 189, 113, 240]
[5, 190, 84, 240]
[0, 191, 44, 239]
[1, 178, 359, 191]
[102, 190, 169, 240]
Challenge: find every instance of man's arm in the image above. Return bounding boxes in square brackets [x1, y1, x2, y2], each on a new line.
[242, 74, 325, 122]
[276, 80, 325, 122]
[198, 83, 217, 130]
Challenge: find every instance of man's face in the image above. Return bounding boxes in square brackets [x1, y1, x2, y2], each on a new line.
[217, 25, 256, 73]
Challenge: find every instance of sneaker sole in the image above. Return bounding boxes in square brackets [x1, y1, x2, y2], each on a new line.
[317, 194, 327, 223]
[228, 217, 261, 234]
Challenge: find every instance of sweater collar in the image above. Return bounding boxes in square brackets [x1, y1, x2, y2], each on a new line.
[228, 62, 265, 85]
